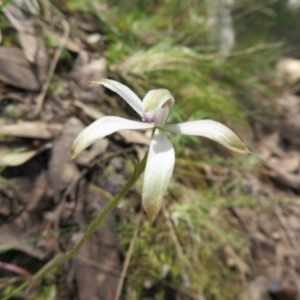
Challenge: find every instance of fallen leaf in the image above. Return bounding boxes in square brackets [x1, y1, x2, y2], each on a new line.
[0, 172, 53, 259]
[287, 215, 300, 230]
[119, 129, 150, 145]
[0, 222, 52, 260]
[269, 152, 300, 173]
[70, 52, 106, 88]
[69, 51, 107, 102]
[260, 132, 285, 157]
[48, 118, 83, 196]
[0, 47, 40, 91]
[133, 145, 148, 162]
[73, 100, 104, 120]
[247, 276, 270, 300]
[3, 4, 38, 63]
[0, 143, 51, 166]
[10, 172, 51, 212]
[264, 160, 300, 189]
[51, 31, 85, 53]
[0, 122, 62, 139]
[76, 139, 109, 166]
[3, 3, 48, 83]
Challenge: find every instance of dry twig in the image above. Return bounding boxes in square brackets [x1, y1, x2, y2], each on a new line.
[114, 208, 143, 300]
[0, 261, 32, 280]
[33, 18, 69, 117]
[162, 204, 191, 287]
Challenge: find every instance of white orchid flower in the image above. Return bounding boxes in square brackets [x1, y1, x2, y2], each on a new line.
[71, 79, 250, 220]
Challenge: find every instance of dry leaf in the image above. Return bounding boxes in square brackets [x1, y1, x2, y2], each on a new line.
[51, 31, 85, 53]
[264, 160, 300, 189]
[3, 4, 38, 63]
[287, 215, 300, 230]
[3, 3, 48, 83]
[269, 152, 300, 173]
[0, 222, 52, 260]
[71, 52, 106, 88]
[0, 172, 53, 259]
[0, 143, 51, 166]
[133, 145, 148, 162]
[48, 118, 83, 195]
[73, 100, 104, 120]
[0, 122, 62, 139]
[260, 132, 285, 157]
[76, 139, 109, 166]
[69, 51, 107, 102]
[120, 129, 150, 145]
[0, 47, 40, 91]
[247, 276, 270, 300]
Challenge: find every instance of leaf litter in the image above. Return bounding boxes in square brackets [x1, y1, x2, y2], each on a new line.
[0, 1, 300, 300]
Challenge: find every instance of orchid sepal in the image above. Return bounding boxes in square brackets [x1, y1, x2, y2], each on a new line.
[88, 79, 143, 117]
[142, 129, 175, 221]
[164, 120, 250, 154]
[71, 79, 251, 221]
[70, 116, 153, 159]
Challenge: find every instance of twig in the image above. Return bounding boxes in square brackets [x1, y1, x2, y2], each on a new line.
[162, 204, 191, 287]
[114, 208, 143, 300]
[0, 261, 32, 280]
[274, 205, 299, 250]
[33, 18, 69, 117]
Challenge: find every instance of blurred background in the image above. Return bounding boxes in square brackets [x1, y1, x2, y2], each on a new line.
[0, 0, 300, 299]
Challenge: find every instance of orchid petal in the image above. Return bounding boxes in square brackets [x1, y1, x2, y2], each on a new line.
[164, 120, 250, 154]
[71, 117, 153, 159]
[142, 129, 175, 221]
[88, 79, 143, 116]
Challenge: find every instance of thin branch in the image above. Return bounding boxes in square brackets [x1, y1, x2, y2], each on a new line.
[33, 18, 69, 117]
[0, 261, 32, 280]
[114, 208, 143, 300]
[162, 204, 191, 287]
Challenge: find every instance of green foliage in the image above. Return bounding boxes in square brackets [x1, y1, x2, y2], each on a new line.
[63, 0, 298, 130]
[90, 0, 285, 130]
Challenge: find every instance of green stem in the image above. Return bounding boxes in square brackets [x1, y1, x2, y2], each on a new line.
[3, 152, 148, 300]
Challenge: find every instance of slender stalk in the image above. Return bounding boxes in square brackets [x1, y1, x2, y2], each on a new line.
[3, 152, 148, 300]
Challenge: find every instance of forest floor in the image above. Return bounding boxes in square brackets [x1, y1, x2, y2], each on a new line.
[1, 2, 300, 300]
